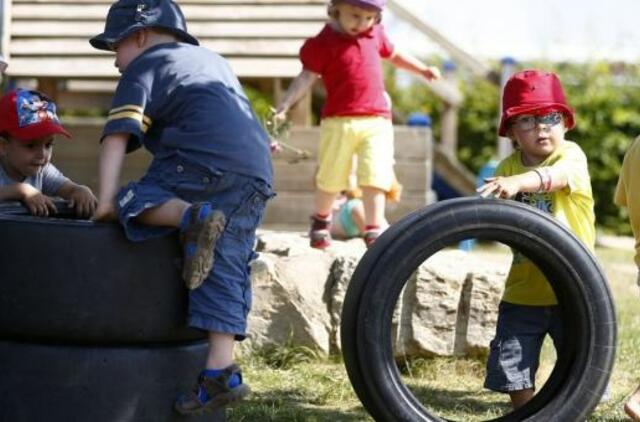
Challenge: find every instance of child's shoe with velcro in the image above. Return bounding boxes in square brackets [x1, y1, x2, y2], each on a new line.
[174, 364, 250, 415]
[309, 214, 331, 249]
[180, 202, 226, 290]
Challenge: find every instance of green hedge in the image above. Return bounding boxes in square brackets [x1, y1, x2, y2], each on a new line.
[384, 62, 640, 234]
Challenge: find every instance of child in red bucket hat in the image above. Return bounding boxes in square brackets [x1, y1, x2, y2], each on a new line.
[477, 70, 595, 409]
[0, 89, 97, 217]
[275, 0, 440, 249]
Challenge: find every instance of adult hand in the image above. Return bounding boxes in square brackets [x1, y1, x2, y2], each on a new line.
[20, 184, 57, 216]
[68, 185, 98, 218]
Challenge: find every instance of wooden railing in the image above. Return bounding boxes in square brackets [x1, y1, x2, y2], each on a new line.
[53, 119, 434, 227]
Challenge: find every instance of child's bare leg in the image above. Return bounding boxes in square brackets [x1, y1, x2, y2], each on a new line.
[174, 331, 248, 414]
[136, 198, 190, 227]
[625, 384, 640, 420]
[206, 331, 235, 369]
[510, 388, 534, 409]
[361, 186, 386, 247]
[314, 189, 337, 216]
[361, 186, 385, 227]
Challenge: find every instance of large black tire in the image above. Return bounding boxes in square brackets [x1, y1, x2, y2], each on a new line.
[0, 339, 224, 422]
[341, 197, 616, 421]
[0, 201, 205, 344]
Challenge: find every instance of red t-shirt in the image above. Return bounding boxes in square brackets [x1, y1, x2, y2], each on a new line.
[300, 24, 395, 119]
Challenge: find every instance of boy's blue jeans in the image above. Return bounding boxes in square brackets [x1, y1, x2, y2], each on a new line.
[484, 301, 563, 393]
[115, 155, 273, 340]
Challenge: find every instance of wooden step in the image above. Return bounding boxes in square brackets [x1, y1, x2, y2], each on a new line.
[11, 20, 323, 38]
[11, 38, 306, 57]
[262, 191, 434, 225]
[12, 3, 327, 20]
[8, 56, 303, 78]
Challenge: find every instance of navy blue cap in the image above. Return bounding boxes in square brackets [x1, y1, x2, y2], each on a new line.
[90, 0, 199, 51]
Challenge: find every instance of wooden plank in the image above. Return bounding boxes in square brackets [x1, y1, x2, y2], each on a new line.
[11, 20, 322, 38]
[58, 122, 430, 163]
[14, 0, 326, 4]
[1, 0, 11, 60]
[12, 3, 327, 20]
[57, 90, 113, 110]
[52, 120, 435, 227]
[11, 38, 305, 57]
[262, 191, 432, 225]
[433, 146, 476, 195]
[65, 79, 117, 91]
[272, 160, 431, 192]
[269, 127, 431, 161]
[7, 56, 303, 78]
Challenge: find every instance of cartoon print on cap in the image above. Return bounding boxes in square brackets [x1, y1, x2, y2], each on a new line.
[16, 91, 61, 128]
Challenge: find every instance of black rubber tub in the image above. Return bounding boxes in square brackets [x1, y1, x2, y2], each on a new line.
[0, 201, 205, 345]
[0, 339, 223, 422]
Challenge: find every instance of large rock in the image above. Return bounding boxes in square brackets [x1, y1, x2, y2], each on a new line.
[396, 251, 469, 357]
[244, 231, 508, 358]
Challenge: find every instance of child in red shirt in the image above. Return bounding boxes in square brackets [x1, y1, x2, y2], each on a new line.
[276, 0, 439, 249]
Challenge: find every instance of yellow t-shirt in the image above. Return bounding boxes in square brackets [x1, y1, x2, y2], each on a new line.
[496, 140, 596, 306]
[615, 136, 640, 268]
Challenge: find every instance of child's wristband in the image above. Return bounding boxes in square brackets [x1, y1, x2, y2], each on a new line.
[533, 169, 545, 192]
[534, 167, 552, 192]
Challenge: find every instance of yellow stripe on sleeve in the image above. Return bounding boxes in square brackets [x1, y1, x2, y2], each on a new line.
[107, 111, 144, 123]
[109, 104, 144, 115]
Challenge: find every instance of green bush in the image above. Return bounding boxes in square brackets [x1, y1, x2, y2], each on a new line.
[384, 62, 640, 234]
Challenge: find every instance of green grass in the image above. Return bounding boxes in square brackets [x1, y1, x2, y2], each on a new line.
[228, 245, 639, 421]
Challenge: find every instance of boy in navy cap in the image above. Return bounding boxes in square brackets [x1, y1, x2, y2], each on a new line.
[0, 89, 97, 217]
[90, 0, 273, 414]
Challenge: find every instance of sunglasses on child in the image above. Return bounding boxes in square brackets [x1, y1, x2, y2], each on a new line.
[512, 112, 563, 131]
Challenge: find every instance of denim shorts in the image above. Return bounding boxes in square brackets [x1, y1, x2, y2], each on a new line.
[484, 301, 563, 393]
[115, 155, 273, 340]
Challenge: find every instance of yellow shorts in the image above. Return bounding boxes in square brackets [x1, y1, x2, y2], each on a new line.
[316, 116, 394, 193]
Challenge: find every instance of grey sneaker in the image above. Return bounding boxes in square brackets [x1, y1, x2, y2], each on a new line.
[181, 203, 226, 290]
[174, 364, 250, 415]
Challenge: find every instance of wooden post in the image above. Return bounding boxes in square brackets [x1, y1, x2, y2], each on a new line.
[273, 77, 283, 107]
[497, 57, 517, 159]
[440, 61, 459, 158]
[289, 91, 312, 126]
[37, 78, 59, 102]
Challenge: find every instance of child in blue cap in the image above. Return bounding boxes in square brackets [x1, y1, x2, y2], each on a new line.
[90, 0, 273, 414]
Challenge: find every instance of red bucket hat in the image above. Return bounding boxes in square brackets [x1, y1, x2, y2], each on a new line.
[498, 70, 575, 137]
[0, 89, 71, 142]
[332, 0, 386, 11]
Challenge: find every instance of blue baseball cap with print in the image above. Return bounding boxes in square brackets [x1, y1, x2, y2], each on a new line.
[89, 0, 199, 51]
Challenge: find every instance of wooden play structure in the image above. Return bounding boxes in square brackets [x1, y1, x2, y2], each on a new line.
[0, 0, 496, 226]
